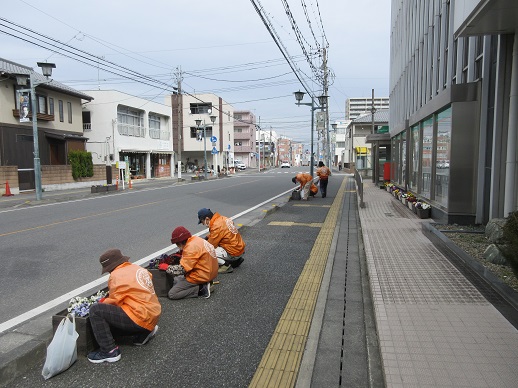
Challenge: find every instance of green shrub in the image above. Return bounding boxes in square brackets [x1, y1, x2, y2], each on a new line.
[500, 211, 518, 278]
[68, 151, 94, 180]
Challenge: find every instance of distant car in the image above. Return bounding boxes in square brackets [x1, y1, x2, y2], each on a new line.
[234, 161, 246, 170]
[281, 161, 290, 168]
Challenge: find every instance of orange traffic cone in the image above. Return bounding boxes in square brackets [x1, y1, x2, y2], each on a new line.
[2, 181, 13, 197]
[115, 176, 119, 190]
[129, 178, 132, 189]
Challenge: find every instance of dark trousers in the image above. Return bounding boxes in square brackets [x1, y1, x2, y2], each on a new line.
[89, 303, 150, 352]
[320, 179, 329, 197]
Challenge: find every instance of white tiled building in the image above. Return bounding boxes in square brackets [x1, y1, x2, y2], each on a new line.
[82, 90, 173, 179]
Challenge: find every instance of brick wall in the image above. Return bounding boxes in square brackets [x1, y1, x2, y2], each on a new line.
[41, 165, 118, 185]
[0, 166, 19, 195]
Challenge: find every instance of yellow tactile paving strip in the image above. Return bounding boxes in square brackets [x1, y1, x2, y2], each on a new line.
[249, 178, 347, 388]
[268, 221, 323, 228]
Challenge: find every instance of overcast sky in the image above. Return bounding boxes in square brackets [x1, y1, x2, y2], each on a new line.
[1, 0, 391, 143]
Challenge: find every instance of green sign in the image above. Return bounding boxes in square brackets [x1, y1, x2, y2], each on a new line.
[377, 125, 389, 133]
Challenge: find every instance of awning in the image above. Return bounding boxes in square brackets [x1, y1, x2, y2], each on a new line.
[365, 133, 391, 143]
[45, 131, 88, 141]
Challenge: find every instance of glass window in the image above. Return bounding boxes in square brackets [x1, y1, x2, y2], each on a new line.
[37, 95, 47, 114]
[117, 106, 144, 137]
[435, 107, 451, 207]
[409, 124, 420, 191]
[149, 114, 161, 130]
[67, 102, 72, 123]
[189, 103, 212, 115]
[400, 131, 406, 185]
[49, 97, 54, 116]
[421, 117, 434, 198]
[392, 136, 400, 183]
[58, 100, 64, 122]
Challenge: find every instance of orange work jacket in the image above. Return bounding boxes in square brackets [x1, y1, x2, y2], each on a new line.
[295, 173, 313, 190]
[317, 166, 331, 180]
[180, 235, 219, 284]
[104, 262, 161, 331]
[207, 212, 246, 257]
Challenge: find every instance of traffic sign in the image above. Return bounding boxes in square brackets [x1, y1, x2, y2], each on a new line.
[227, 144, 231, 150]
[210, 136, 217, 143]
[211, 147, 218, 155]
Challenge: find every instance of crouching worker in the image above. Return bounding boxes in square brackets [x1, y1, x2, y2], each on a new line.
[197, 208, 246, 274]
[88, 249, 161, 364]
[159, 226, 218, 299]
[292, 172, 313, 200]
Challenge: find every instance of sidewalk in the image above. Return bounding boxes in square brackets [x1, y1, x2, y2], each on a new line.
[358, 181, 518, 387]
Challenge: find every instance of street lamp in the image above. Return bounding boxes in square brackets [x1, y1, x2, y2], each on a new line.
[195, 111, 217, 180]
[17, 62, 56, 201]
[294, 91, 327, 177]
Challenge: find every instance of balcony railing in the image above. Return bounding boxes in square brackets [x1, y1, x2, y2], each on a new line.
[83, 123, 92, 132]
[149, 129, 170, 140]
[118, 123, 145, 137]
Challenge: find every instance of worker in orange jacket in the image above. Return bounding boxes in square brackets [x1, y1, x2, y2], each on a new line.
[88, 249, 161, 364]
[316, 161, 331, 198]
[198, 208, 246, 274]
[292, 172, 314, 200]
[159, 226, 219, 299]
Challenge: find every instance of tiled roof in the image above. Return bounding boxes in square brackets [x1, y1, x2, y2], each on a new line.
[0, 58, 93, 100]
[352, 109, 389, 124]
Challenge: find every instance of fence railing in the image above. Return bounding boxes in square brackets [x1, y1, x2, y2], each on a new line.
[354, 169, 365, 208]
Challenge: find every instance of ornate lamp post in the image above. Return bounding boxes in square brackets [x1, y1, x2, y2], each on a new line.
[195, 111, 217, 179]
[294, 91, 327, 177]
[17, 62, 56, 201]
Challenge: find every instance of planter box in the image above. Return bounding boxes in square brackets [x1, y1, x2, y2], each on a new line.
[386, 187, 390, 192]
[401, 198, 406, 205]
[107, 184, 117, 192]
[148, 268, 174, 297]
[407, 201, 414, 211]
[52, 310, 98, 355]
[416, 207, 431, 219]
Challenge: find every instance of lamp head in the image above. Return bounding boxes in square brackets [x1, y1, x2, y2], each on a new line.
[16, 74, 28, 86]
[331, 123, 337, 130]
[294, 90, 305, 102]
[37, 62, 56, 78]
[317, 95, 329, 107]
[195, 119, 202, 127]
[209, 115, 216, 123]
[207, 107, 212, 115]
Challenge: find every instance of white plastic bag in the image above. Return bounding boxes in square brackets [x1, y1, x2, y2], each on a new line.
[42, 314, 79, 380]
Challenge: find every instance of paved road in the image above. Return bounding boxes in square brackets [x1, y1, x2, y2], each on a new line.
[0, 171, 296, 327]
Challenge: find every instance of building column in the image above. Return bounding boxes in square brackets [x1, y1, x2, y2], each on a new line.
[504, 33, 518, 216]
[146, 152, 151, 179]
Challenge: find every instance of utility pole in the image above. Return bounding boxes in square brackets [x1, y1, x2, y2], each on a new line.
[258, 116, 261, 172]
[371, 88, 376, 182]
[323, 47, 331, 168]
[175, 67, 183, 180]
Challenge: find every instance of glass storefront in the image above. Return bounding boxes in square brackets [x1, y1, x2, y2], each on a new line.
[400, 131, 406, 185]
[421, 117, 434, 198]
[120, 152, 146, 178]
[409, 124, 420, 191]
[435, 107, 451, 207]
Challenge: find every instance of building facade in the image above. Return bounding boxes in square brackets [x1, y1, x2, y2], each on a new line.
[233, 110, 256, 168]
[0, 58, 93, 192]
[170, 93, 234, 174]
[390, 0, 518, 224]
[82, 90, 173, 180]
[345, 97, 389, 121]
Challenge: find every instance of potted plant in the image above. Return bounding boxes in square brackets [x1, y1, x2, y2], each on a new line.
[415, 201, 431, 218]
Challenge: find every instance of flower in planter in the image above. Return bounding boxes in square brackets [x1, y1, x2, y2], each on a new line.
[148, 252, 181, 269]
[67, 289, 108, 317]
[415, 201, 431, 210]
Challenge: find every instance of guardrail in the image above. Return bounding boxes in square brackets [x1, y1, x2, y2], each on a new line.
[354, 169, 365, 208]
